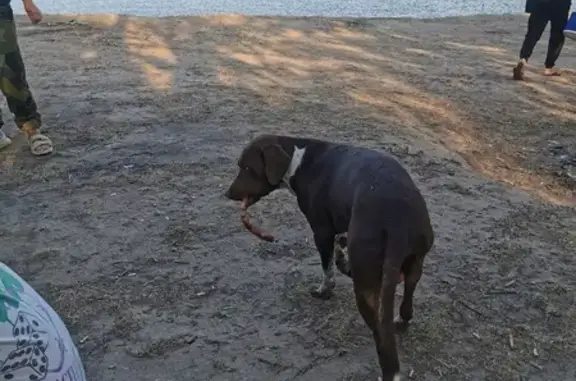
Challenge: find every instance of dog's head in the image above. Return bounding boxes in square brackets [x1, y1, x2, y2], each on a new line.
[225, 135, 292, 206]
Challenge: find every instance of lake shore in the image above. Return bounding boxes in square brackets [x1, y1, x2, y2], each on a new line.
[11, 0, 528, 18]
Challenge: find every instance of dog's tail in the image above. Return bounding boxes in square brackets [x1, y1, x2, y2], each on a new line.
[379, 224, 408, 316]
[376, 226, 408, 380]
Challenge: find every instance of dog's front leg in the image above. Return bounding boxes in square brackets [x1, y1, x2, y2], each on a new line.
[309, 229, 336, 300]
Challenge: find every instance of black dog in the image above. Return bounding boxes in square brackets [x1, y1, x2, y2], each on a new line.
[225, 134, 434, 381]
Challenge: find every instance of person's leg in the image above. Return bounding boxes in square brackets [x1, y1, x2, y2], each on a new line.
[0, 6, 14, 150]
[514, 6, 551, 80]
[4, 47, 42, 131]
[0, 6, 52, 155]
[544, 0, 572, 74]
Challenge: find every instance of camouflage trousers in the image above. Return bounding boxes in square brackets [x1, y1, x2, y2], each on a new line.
[0, 6, 41, 131]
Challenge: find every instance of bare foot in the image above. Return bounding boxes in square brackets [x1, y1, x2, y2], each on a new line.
[543, 67, 561, 76]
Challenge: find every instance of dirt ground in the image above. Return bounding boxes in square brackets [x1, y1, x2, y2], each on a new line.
[0, 12, 575, 381]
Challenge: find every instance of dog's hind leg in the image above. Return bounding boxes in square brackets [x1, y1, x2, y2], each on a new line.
[348, 232, 401, 381]
[376, 268, 402, 381]
[352, 283, 400, 381]
[334, 233, 352, 278]
[309, 228, 337, 300]
[347, 243, 379, 338]
[395, 254, 424, 333]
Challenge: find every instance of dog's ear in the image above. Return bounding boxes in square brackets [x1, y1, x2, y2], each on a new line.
[262, 144, 291, 186]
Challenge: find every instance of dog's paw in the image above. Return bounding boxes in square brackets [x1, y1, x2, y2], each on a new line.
[310, 287, 334, 300]
[334, 252, 352, 277]
[377, 374, 401, 381]
[394, 316, 410, 333]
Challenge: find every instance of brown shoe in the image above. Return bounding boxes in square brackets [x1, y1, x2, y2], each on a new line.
[513, 59, 527, 80]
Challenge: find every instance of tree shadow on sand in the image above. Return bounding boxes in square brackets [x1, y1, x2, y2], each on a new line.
[208, 15, 574, 205]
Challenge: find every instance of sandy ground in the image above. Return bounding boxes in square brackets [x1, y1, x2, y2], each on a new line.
[0, 13, 575, 381]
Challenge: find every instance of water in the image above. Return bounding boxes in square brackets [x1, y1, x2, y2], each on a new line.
[11, 0, 526, 19]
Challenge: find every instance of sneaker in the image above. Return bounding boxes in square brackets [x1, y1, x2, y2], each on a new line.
[0, 130, 12, 150]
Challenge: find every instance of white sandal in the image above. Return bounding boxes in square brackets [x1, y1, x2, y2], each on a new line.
[29, 133, 53, 156]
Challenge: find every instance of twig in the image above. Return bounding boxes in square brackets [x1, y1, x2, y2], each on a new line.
[256, 356, 286, 369]
[290, 355, 331, 379]
[457, 300, 486, 317]
[447, 272, 465, 280]
[529, 361, 543, 370]
[292, 362, 316, 378]
[433, 356, 466, 375]
[484, 290, 518, 296]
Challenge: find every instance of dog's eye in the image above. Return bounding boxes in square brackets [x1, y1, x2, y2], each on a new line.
[243, 166, 260, 178]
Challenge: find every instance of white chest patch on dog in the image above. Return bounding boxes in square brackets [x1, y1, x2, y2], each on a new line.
[282, 146, 306, 194]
